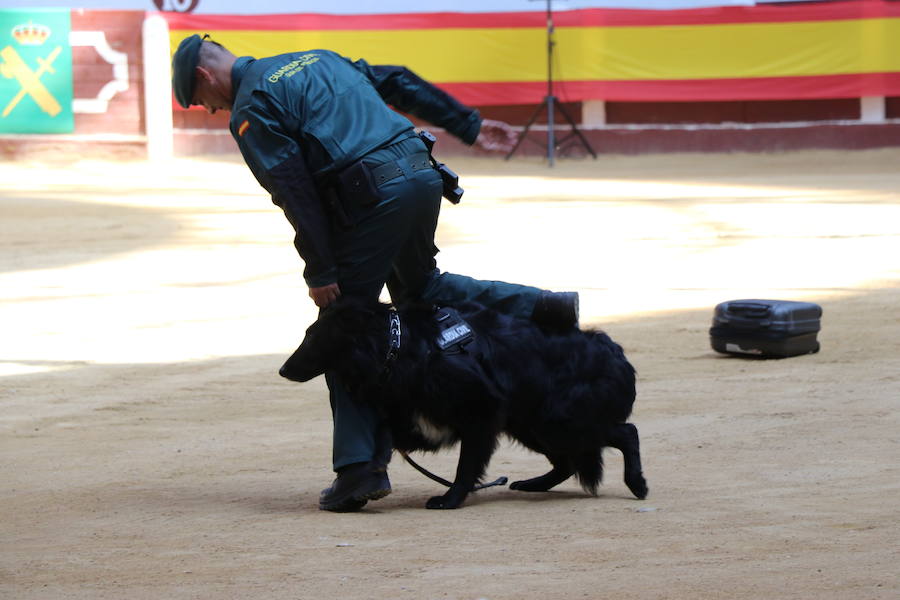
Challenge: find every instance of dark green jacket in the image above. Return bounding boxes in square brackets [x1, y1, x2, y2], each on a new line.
[229, 50, 481, 287]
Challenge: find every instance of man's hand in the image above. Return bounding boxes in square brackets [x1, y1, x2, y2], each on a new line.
[474, 119, 518, 153]
[309, 283, 341, 308]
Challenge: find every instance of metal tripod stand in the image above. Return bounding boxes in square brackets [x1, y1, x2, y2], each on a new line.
[505, 0, 597, 166]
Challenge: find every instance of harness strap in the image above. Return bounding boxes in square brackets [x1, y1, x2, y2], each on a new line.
[387, 310, 401, 361]
[377, 310, 402, 383]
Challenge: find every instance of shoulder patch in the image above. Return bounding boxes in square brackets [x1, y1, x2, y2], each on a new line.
[237, 120, 250, 137]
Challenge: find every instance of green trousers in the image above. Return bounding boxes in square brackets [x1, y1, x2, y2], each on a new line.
[325, 143, 542, 470]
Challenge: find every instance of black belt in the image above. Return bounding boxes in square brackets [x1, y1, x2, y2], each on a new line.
[369, 152, 432, 187]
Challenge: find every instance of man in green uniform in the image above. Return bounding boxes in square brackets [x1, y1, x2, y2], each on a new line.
[171, 34, 578, 511]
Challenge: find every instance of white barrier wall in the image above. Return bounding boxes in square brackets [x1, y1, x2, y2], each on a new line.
[142, 13, 173, 160]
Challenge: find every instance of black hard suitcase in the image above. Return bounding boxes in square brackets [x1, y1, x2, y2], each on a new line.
[710, 299, 822, 358]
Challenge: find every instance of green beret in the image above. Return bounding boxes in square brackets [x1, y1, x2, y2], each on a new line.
[171, 34, 204, 109]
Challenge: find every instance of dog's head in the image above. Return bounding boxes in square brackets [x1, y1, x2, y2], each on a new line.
[279, 298, 387, 383]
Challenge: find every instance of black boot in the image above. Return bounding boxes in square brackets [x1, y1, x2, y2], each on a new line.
[531, 291, 579, 331]
[319, 461, 392, 512]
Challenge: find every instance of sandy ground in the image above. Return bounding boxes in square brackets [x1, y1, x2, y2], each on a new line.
[1, 150, 898, 599]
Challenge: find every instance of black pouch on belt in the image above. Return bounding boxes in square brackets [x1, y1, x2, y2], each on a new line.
[334, 160, 379, 225]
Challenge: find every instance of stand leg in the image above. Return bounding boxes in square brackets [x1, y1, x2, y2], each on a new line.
[506, 97, 597, 163]
[555, 99, 597, 159]
[547, 95, 555, 167]
[505, 98, 549, 161]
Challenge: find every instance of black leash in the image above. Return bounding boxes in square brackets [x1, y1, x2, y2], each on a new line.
[399, 450, 508, 491]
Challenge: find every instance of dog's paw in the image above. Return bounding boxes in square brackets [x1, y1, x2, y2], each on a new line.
[509, 478, 551, 492]
[426, 495, 463, 510]
[626, 472, 648, 500]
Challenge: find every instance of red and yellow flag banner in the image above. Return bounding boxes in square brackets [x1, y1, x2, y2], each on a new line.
[165, 0, 900, 107]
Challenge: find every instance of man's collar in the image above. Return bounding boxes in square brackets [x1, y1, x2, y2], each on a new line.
[230, 56, 255, 96]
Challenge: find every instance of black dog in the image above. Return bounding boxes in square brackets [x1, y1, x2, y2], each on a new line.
[281, 299, 648, 509]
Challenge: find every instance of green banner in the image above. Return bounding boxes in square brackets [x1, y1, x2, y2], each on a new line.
[0, 9, 73, 134]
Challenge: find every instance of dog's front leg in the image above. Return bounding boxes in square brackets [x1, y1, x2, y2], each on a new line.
[426, 431, 496, 510]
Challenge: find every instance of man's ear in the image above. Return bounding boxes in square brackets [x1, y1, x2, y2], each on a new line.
[195, 65, 214, 85]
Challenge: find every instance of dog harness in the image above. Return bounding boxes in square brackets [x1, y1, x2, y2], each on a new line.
[383, 305, 506, 490]
[381, 306, 477, 379]
[434, 307, 475, 353]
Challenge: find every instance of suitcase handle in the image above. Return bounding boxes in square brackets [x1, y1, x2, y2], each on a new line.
[723, 302, 772, 327]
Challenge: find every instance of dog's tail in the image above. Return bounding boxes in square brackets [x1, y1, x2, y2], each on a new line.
[574, 449, 603, 495]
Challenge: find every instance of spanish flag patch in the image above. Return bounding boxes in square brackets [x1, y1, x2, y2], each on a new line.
[238, 120, 250, 137]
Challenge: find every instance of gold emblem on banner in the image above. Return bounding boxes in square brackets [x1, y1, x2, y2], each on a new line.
[1, 21, 62, 117]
